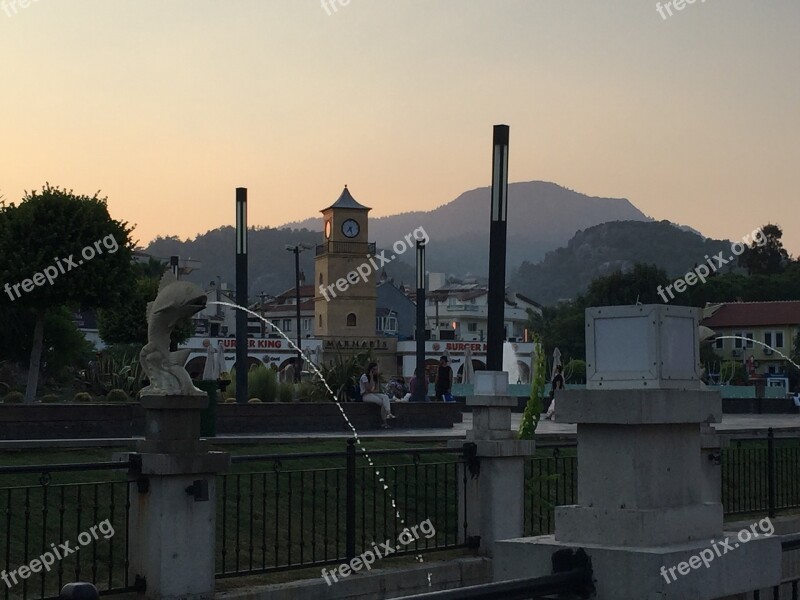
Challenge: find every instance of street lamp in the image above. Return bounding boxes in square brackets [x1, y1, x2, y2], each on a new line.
[486, 124, 509, 372]
[286, 243, 313, 382]
[414, 239, 427, 400]
[235, 188, 249, 404]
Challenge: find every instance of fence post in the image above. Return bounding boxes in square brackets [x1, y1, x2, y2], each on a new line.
[346, 438, 356, 560]
[767, 427, 776, 518]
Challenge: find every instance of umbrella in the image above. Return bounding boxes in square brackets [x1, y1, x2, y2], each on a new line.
[216, 341, 228, 377]
[314, 345, 323, 368]
[463, 345, 475, 384]
[202, 341, 220, 380]
[551, 347, 562, 381]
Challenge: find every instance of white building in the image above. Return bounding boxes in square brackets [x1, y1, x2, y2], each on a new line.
[423, 277, 542, 342]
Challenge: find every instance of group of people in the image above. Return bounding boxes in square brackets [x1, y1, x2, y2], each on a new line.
[359, 357, 568, 428]
[358, 356, 455, 428]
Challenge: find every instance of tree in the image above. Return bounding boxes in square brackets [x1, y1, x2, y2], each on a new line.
[97, 258, 193, 347]
[0, 305, 93, 382]
[584, 263, 670, 307]
[737, 224, 790, 275]
[0, 185, 133, 402]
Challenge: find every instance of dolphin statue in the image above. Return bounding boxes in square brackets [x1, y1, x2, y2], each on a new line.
[139, 271, 207, 396]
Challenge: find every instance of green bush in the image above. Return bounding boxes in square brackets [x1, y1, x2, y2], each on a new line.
[223, 367, 237, 400]
[296, 380, 316, 402]
[249, 365, 278, 402]
[564, 359, 586, 384]
[720, 360, 747, 385]
[106, 389, 129, 402]
[0, 382, 9, 398]
[310, 350, 373, 402]
[74, 392, 93, 403]
[40, 394, 61, 403]
[278, 382, 294, 403]
[247, 398, 262, 404]
[3, 391, 24, 404]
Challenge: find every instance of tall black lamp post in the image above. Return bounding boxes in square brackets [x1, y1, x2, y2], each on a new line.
[285, 243, 313, 382]
[486, 124, 509, 372]
[235, 187, 249, 404]
[414, 239, 427, 400]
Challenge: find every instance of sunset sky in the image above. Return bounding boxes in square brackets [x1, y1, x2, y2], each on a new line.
[1, 1, 798, 255]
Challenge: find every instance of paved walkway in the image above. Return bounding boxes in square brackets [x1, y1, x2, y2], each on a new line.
[1, 412, 798, 450]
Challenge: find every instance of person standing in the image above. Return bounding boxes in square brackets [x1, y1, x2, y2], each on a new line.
[434, 356, 452, 401]
[545, 364, 565, 420]
[360, 362, 395, 428]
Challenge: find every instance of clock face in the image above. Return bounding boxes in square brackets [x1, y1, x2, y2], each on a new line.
[341, 218, 360, 238]
[324, 220, 332, 239]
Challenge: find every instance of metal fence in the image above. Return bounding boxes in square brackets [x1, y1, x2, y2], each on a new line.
[0, 460, 136, 600]
[524, 431, 800, 536]
[216, 440, 475, 578]
[723, 430, 800, 517]
[524, 445, 577, 537]
[3, 433, 799, 598]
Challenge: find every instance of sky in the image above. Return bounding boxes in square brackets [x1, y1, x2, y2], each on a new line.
[1, 1, 798, 255]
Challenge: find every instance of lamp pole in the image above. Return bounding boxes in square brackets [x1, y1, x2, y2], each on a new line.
[414, 239, 427, 400]
[235, 187, 248, 404]
[486, 124, 509, 372]
[286, 243, 313, 382]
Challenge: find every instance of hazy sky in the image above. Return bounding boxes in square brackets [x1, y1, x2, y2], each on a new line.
[1, 1, 798, 255]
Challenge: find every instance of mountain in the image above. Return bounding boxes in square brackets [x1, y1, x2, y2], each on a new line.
[144, 227, 416, 296]
[509, 220, 736, 305]
[143, 181, 660, 300]
[285, 181, 650, 277]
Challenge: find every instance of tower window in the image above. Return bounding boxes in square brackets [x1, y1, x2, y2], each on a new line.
[346, 313, 357, 327]
[319, 273, 323, 285]
[319, 314, 323, 327]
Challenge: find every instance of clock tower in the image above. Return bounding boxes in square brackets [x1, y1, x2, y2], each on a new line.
[315, 186, 377, 338]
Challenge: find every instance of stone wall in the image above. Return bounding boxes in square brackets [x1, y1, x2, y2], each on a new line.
[0, 402, 462, 439]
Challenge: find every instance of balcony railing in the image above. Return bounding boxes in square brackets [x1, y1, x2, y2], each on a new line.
[315, 241, 376, 256]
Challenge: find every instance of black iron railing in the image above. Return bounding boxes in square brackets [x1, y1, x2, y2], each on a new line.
[524, 446, 577, 536]
[0, 461, 135, 600]
[524, 432, 800, 536]
[216, 440, 474, 578]
[723, 429, 800, 517]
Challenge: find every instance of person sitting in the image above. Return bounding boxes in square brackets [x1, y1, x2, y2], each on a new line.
[359, 362, 396, 428]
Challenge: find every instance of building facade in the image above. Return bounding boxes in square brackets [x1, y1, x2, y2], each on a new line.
[702, 301, 800, 386]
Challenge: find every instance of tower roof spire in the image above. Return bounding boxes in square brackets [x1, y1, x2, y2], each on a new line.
[322, 186, 371, 212]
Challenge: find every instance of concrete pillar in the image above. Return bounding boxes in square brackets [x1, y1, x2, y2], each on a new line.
[450, 371, 534, 557]
[493, 305, 782, 599]
[117, 396, 230, 600]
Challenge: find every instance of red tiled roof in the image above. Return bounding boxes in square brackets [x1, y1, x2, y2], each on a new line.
[701, 301, 800, 328]
[276, 285, 315, 300]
